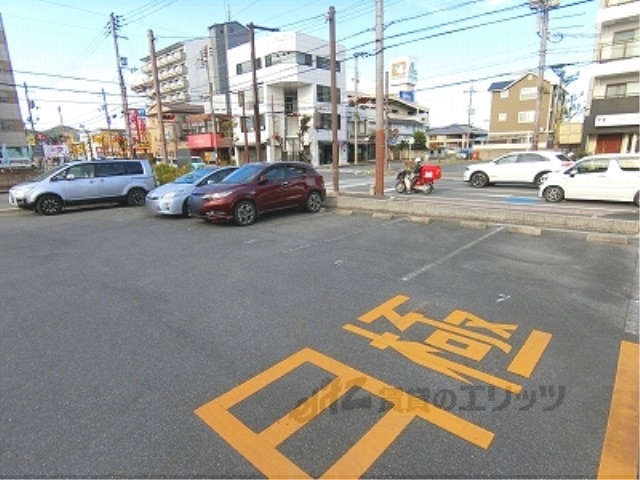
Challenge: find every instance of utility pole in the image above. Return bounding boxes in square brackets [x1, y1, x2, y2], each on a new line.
[384, 70, 389, 170]
[464, 82, 476, 149]
[353, 53, 362, 166]
[110, 13, 133, 158]
[247, 23, 279, 162]
[239, 91, 250, 164]
[270, 95, 277, 162]
[374, 0, 385, 196]
[529, 0, 557, 150]
[329, 6, 339, 193]
[101, 88, 113, 156]
[200, 46, 219, 163]
[57, 106, 63, 126]
[23, 83, 36, 134]
[148, 29, 168, 163]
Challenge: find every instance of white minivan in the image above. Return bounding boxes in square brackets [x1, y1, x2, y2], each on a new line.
[8, 159, 156, 215]
[539, 153, 639, 206]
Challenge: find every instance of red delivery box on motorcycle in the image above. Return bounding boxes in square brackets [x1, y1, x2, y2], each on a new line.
[420, 164, 442, 181]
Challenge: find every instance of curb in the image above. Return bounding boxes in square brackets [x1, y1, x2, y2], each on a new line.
[323, 193, 639, 236]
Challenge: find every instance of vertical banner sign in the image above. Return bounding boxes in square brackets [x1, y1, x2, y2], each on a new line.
[128, 108, 140, 143]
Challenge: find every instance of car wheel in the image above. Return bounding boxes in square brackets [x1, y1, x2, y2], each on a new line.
[534, 172, 549, 186]
[306, 191, 323, 212]
[395, 181, 406, 194]
[470, 172, 489, 188]
[543, 186, 564, 203]
[633, 191, 639, 207]
[126, 188, 146, 206]
[234, 200, 257, 226]
[36, 194, 63, 215]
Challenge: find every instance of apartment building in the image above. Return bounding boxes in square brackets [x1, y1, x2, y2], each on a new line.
[226, 30, 348, 165]
[0, 13, 29, 165]
[486, 72, 563, 147]
[346, 92, 429, 163]
[583, 0, 639, 154]
[132, 37, 210, 109]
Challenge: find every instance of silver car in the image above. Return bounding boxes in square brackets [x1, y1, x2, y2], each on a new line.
[8, 159, 156, 215]
[145, 166, 236, 216]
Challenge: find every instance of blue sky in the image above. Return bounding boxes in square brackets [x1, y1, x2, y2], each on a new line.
[2, 0, 598, 132]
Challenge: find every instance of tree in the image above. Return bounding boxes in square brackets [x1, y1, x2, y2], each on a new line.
[550, 65, 585, 148]
[413, 131, 426, 150]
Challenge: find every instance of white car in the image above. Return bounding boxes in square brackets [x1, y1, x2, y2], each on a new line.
[539, 153, 640, 206]
[145, 165, 236, 216]
[463, 150, 572, 188]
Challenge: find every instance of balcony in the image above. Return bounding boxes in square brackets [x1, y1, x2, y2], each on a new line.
[187, 132, 231, 149]
[598, 39, 640, 62]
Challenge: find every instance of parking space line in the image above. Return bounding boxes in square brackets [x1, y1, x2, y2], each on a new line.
[402, 227, 504, 281]
[597, 341, 639, 479]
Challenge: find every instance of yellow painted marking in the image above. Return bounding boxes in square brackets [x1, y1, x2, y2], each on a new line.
[322, 407, 414, 479]
[597, 341, 639, 479]
[343, 323, 522, 393]
[195, 399, 311, 479]
[261, 376, 350, 446]
[507, 330, 552, 378]
[195, 347, 494, 479]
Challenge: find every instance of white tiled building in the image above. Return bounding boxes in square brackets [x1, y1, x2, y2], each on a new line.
[583, 0, 640, 153]
[226, 31, 348, 165]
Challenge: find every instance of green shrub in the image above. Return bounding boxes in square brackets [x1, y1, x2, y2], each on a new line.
[153, 164, 191, 185]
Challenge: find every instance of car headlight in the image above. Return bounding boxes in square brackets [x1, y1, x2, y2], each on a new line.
[161, 191, 182, 199]
[203, 191, 233, 200]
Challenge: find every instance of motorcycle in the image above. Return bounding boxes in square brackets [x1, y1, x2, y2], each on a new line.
[395, 163, 442, 195]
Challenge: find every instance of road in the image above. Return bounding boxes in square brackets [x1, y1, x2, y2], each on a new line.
[0, 204, 637, 478]
[318, 162, 639, 222]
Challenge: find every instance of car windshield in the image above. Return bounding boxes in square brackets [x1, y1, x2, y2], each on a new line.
[173, 168, 215, 184]
[220, 164, 264, 184]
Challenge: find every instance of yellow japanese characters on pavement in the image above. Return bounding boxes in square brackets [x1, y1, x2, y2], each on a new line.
[344, 295, 553, 394]
[195, 347, 494, 479]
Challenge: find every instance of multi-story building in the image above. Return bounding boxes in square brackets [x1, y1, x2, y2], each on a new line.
[132, 37, 210, 109]
[133, 22, 249, 162]
[225, 30, 348, 165]
[486, 72, 563, 147]
[582, 0, 639, 154]
[0, 13, 30, 166]
[345, 92, 429, 163]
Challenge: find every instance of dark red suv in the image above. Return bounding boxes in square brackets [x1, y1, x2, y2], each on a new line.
[187, 161, 326, 226]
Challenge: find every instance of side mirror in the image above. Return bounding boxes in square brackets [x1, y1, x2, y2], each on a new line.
[257, 175, 268, 185]
[569, 169, 577, 177]
[66, 173, 76, 180]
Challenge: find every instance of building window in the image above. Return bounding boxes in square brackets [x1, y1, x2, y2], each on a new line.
[519, 87, 537, 101]
[236, 58, 262, 75]
[605, 83, 627, 98]
[518, 111, 535, 123]
[316, 85, 340, 103]
[498, 113, 507, 122]
[610, 29, 639, 59]
[244, 114, 266, 132]
[316, 56, 341, 72]
[500, 90, 509, 98]
[265, 51, 312, 67]
[316, 113, 341, 130]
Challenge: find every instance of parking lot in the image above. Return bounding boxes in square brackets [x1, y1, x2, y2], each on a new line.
[0, 204, 638, 478]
